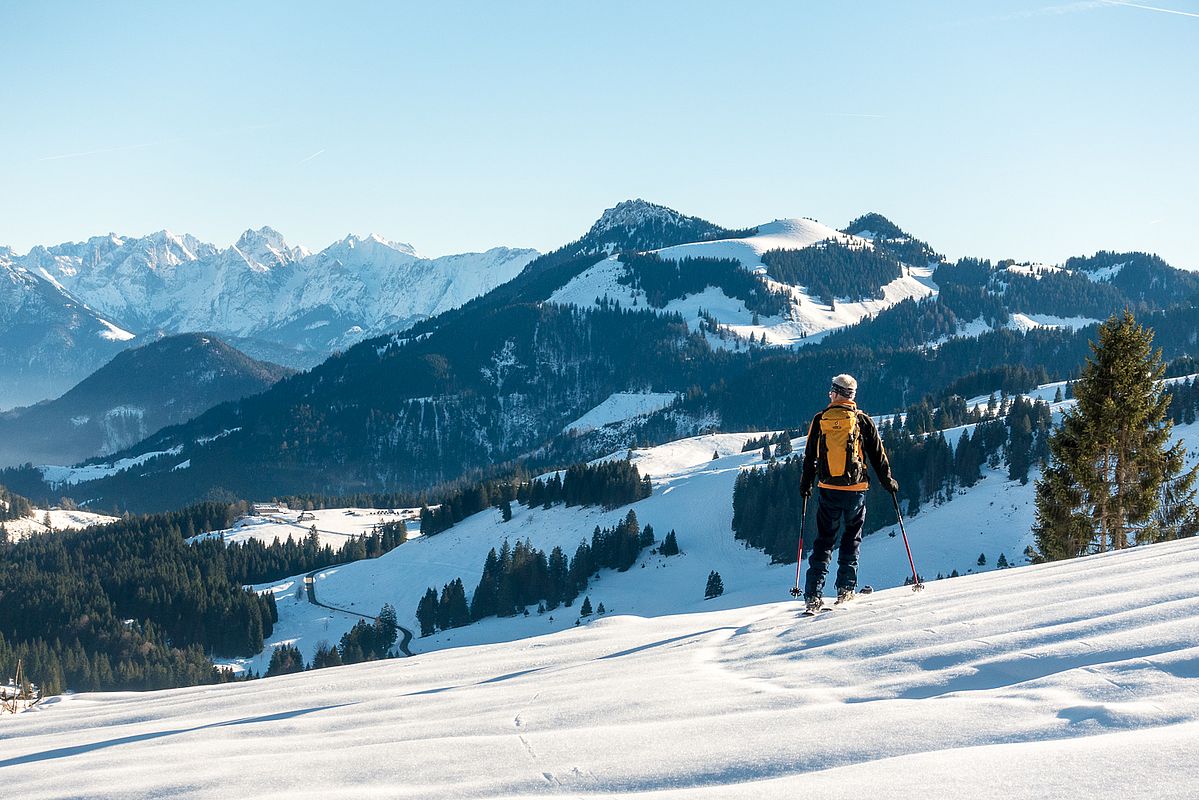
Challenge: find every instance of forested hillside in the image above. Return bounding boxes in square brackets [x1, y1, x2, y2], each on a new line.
[5, 206, 1198, 519]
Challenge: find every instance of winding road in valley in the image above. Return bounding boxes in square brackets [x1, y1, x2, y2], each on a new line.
[304, 569, 414, 657]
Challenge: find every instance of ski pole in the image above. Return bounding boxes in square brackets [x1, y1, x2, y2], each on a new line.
[890, 491, 924, 591]
[790, 495, 808, 598]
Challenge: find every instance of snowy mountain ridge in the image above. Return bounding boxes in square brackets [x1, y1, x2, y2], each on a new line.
[0, 227, 538, 407]
[6, 226, 537, 354]
[586, 198, 699, 237]
[549, 215, 937, 347]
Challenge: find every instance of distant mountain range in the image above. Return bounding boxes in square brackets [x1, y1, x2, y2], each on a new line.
[0, 229, 537, 409]
[4, 199, 1197, 512]
[0, 333, 293, 467]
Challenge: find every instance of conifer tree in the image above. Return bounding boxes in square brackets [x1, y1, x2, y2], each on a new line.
[311, 641, 342, 669]
[580, 596, 593, 616]
[265, 644, 305, 677]
[375, 603, 399, 653]
[704, 571, 724, 598]
[660, 529, 680, 556]
[416, 587, 438, 636]
[1034, 311, 1198, 559]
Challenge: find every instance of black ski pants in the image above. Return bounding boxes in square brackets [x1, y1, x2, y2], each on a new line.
[803, 487, 867, 599]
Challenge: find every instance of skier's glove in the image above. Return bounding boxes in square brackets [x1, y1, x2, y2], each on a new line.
[799, 482, 812, 499]
[885, 477, 899, 494]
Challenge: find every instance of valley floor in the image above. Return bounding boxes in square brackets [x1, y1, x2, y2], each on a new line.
[4, 536, 1198, 799]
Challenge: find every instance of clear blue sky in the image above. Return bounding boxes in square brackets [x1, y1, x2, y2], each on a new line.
[1, 1, 1196, 267]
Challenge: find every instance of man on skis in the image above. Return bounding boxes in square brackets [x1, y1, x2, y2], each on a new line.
[798, 374, 898, 614]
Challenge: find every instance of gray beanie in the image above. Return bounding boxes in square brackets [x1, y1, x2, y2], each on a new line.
[831, 373, 858, 399]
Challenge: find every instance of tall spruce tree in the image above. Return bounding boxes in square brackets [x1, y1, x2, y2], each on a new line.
[1033, 311, 1197, 559]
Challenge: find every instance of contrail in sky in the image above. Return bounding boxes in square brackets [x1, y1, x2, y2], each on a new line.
[37, 141, 160, 162]
[1103, 0, 1199, 17]
[299, 149, 326, 164]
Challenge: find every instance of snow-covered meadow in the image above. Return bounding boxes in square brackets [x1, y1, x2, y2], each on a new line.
[1, 507, 118, 542]
[187, 506, 422, 550]
[5, 535, 1198, 798]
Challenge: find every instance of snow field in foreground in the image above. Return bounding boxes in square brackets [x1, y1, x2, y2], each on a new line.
[5, 536, 1199, 799]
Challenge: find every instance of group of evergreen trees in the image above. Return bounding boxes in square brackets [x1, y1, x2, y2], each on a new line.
[336, 604, 400, 664]
[0, 485, 34, 522]
[741, 430, 803, 453]
[618, 252, 789, 317]
[418, 478, 520, 535]
[525, 460, 652, 510]
[0, 498, 414, 694]
[264, 603, 399, 676]
[416, 511, 664, 636]
[421, 460, 652, 535]
[212, 521, 408, 586]
[1166, 377, 1199, 425]
[0, 502, 276, 694]
[760, 241, 903, 306]
[841, 213, 943, 267]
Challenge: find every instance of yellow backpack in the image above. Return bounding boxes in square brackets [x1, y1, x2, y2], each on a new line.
[817, 406, 869, 486]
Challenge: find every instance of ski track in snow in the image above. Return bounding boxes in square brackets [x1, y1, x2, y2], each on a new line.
[4, 536, 1199, 798]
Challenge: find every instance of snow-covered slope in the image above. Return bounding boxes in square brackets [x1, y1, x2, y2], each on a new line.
[563, 391, 680, 434]
[1, 507, 118, 542]
[205, 381, 1199, 681]
[548, 218, 937, 347]
[0, 253, 135, 409]
[228, 428, 1041, 676]
[6, 534, 1199, 798]
[187, 506, 422, 550]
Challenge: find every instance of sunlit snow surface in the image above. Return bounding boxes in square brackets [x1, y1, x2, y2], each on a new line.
[563, 392, 679, 433]
[5, 536, 1199, 798]
[213, 412, 1199, 680]
[2, 507, 118, 541]
[187, 506, 422, 550]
